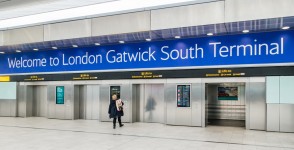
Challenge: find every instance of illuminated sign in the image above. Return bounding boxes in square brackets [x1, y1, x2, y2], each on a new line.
[56, 86, 64, 104]
[73, 74, 98, 80]
[23, 75, 45, 81]
[132, 72, 163, 79]
[206, 69, 245, 77]
[0, 30, 293, 75]
[0, 76, 10, 81]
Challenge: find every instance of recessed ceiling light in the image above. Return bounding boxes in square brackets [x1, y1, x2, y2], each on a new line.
[242, 30, 249, 33]
[282, 26, 290, 30]
[95, 43, 100, 46]
[146, 38, 151, 41]
[16, 50, 21, 53]
[52, 47, 58, 50]
[0, 52, 5, 54]
[119, 41, 125, 44]
[72, 45, 78, 48]
[175, 36, 181, 39]
[33, 48, 39, 51]
[207, 33, 213, 36]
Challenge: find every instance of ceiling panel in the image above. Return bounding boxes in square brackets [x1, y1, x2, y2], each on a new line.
[0, 0, 116, 20]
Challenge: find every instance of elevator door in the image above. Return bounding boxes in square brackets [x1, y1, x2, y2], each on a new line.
[33, 86, 47, 117]
[86, 85, 100, 120]
[79, 85, 100, 120]
[143, 84, 164, 123]
[206, 83, 246, 127]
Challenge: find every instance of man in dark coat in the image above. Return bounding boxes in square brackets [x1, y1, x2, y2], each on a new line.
[108, 94, 124, 129]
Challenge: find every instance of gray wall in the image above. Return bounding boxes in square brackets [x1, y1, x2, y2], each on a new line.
[1, 0, 294, 45]
[165, 83, 202, 126]
[47, 85, 77, 120]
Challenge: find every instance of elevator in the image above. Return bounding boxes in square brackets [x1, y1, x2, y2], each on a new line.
[32, 86, 48, 117]
[136, 84, 165, 123]
[205, 83, 246, 127]
[18, 85, 48, 117]
[77, 85, 100, 120]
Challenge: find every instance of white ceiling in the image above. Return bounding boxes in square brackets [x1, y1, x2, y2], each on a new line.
[0, 0, 117, 20]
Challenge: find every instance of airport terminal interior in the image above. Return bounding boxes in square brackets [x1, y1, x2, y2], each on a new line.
[0, 0, 293, 150]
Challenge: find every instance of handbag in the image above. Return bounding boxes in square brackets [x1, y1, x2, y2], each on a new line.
[116, 99, 123, 111]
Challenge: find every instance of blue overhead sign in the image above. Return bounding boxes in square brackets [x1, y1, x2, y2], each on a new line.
[0, 30, 294, 75]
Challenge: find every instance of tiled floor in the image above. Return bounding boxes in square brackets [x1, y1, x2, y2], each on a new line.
[0, 117, 293, 150]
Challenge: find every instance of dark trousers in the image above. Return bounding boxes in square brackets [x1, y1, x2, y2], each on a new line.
[113, 116, 122, 126]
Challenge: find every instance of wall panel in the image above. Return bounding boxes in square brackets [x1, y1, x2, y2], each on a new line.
[0, 31, 3, 46]
[280, 76, 294, 104]
[151, 1, 224, 30]
[92, 11, 150, 36]
[3, 26, 43, 45]
[280, 104, 294, 132]
[267, 104, 280, 132]
[266, 76, 280, 104]
[225, 0, 294, 22]
[44, 19, 91, 41]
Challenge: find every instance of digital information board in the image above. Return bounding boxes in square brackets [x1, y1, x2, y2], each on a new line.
[56, 86, 64, 104]
[177, 85, 190, 107]
[7, 66, 294, 82]
[110, 86, 120, 102]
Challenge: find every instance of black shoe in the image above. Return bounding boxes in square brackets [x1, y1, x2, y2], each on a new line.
[113, 125, 116, 129]
[119, 124, 124, 127]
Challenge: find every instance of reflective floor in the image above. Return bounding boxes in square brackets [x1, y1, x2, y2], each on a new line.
[0, 117, 293, 150]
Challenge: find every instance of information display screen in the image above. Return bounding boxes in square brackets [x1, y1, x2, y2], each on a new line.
[56, 86, 64, 104]
[177, 85, 190, 107]
[110, 86, 120, 102]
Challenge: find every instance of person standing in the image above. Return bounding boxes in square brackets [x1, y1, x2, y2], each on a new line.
[108, 94, 124, 129]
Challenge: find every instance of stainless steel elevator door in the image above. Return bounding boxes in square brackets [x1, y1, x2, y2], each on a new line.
[79, 86, 86, 119]
[143, 84, 164, 123]
[86, 85, 100, 120]
[33, 86, 47, 117]
[78, 85, 100, 120]
[248, 82, 266, 130]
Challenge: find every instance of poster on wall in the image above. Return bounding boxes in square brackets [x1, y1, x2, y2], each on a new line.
[218, 87, 238, 100]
